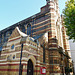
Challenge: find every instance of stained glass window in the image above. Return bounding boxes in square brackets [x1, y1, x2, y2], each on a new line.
[11, 45, 14, 49]
[27, 24, 31, 35]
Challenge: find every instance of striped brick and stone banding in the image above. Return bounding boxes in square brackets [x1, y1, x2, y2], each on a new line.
[0, 0, 73, 75]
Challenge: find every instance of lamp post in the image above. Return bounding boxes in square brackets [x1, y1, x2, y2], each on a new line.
[19, 43, 23, 75]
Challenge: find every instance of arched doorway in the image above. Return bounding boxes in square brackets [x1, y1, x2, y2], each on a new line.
[27, 59, 33, 75]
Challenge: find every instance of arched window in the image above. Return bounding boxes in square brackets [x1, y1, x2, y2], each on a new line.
[22, 28, 25, 33]
[27, 24, 31, 35]
[22, 26, 26, 33]
[7, 55, 12, 60]
[6, 31, 10, 37]
[0, 38, 1, 43]
[0, 46, 2, 51]
[11, 44, 14, 50]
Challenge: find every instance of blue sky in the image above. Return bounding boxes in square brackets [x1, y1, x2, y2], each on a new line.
[0, 0, 67, 31]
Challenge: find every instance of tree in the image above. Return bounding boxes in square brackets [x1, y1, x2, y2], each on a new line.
[63, 0, 75, 41]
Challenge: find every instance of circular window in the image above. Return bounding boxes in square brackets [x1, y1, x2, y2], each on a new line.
[13, 55, 15, 59]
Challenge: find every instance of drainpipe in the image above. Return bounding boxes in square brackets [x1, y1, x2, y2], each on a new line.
[19, 43, 23, 75]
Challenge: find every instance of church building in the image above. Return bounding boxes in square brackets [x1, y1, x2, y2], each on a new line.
[0, 0, 74, 75]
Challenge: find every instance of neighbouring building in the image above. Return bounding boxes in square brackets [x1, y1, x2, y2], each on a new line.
[69, 40, 75, 74]
[0, 0, 74, 75]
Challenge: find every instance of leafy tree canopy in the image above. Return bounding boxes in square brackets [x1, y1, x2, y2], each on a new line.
[63, 0, 75, 41]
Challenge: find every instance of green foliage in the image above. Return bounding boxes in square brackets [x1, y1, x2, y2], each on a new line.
[63, 0, 75, 41]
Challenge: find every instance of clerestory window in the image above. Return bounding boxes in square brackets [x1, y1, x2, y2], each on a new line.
[27, 24, 31, 35]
